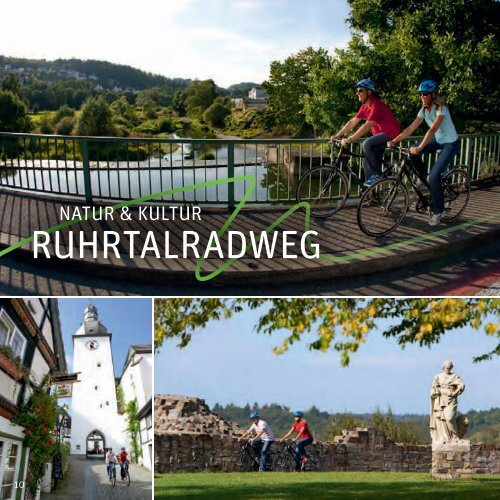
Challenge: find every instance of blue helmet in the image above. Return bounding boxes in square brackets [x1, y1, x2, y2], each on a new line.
[418, 80, 438, 93]
[249, 412, 260, 419]
[294, 410, 304, 417]
[355, 79, 377, 90]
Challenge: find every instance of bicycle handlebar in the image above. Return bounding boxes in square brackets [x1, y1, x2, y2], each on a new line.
[387, 144, 411, 156]
[330, 138, 343, 148]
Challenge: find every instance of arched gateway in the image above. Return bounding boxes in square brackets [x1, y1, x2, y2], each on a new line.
[86, 430, 105, 458]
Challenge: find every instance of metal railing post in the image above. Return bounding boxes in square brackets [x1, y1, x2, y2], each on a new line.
[81, 139, 93, 204]
[227, 142, 235, 208]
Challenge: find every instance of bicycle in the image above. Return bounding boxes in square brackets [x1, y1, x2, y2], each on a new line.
[357, 146, 470, 237]
[295, 139, 363, 218]
[274, 441, 321, 472]
[237, 439, 275, 472]
[107, 461, 117, 487]
[120, 461, 131, 486]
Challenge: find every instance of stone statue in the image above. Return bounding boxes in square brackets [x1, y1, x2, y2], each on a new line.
[430, 360, 469, 446]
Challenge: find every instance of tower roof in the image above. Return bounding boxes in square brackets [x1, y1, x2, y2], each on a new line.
[74, 303, 109, 336]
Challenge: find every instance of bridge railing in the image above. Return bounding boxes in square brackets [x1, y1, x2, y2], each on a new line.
[0, 132, 498, 207]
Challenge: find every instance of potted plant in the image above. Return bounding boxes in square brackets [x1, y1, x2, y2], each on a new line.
[0, 345, 23, 380]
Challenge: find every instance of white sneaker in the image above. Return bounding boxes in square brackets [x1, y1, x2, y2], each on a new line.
[429, 212, 443, 226]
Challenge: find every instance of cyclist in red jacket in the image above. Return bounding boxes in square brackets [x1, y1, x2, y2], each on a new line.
[332, 79, 400, 187]
[279, 410, 314, 470]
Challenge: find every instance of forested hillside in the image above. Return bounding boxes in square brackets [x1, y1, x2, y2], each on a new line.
[212, 403, 500, 444]
[0, 55, 190, 90]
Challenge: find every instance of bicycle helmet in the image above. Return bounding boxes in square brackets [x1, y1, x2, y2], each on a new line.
[121, 447, 126, 451]
[294, 410, 304, 417]
[249, 411, 260, 419]
[355, 79, 377, 90]
[418, 80, 438, 93]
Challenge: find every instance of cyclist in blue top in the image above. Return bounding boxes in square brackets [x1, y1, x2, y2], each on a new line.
[388, 80, 460, 226]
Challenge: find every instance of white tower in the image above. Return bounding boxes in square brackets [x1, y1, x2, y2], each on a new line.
[70, 304, 128, 457]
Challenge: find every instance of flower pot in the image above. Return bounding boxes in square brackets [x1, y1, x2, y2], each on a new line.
[0, 351, 22, 380]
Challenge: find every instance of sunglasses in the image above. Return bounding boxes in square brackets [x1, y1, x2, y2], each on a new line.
[356, 88, 366, 94]
[419, 92, 431, 97]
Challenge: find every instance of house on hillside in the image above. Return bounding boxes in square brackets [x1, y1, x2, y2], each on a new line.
[246, 87, 267, 110]
[0, 298, 66, 500]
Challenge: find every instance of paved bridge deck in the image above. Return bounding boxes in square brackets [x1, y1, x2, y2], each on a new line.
[0, 184, 498, 289]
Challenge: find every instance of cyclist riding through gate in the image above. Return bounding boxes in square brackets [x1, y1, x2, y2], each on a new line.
[105, 447, 117, 478]
[118, 446, 129, 481]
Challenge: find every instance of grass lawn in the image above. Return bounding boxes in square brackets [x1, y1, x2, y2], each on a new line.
[155, 471, 500, 499]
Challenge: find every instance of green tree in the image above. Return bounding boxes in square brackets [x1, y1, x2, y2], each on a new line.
[136, 86, 171, 108]
[141, 99, 158, 120]
[326, 412, 367, 440]
[110, 96, 138, 125]
[53, 104, 75, 124]
[263, 1, 499, 134]
[154, 299, 499, 366]
[371, 407, 420, 444]
[75, 96, 116, 136]
[54, 116, 75, 135]
[1, 73, 22, 97]
[157, 116, 175, 134]
[172, 89, 187, 116]
[0, 89, 32, 132]
[185, 80, 217, 119]
[346, 0, 499, 128]
[203, 97, 232, 128]
[262, 47, 331, 134]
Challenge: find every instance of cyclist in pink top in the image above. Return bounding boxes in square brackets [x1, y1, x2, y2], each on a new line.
[332, 79, 400, 186]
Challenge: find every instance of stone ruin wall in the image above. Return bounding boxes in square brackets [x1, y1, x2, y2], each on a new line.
[155, 395, 500, 475]
[432, 445, 500, 478]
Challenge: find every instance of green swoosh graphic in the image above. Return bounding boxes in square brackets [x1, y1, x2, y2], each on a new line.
[0, 175, 312, 283]
[0, 175, 261, 263]
[0, 175, 497, 283]
[318, 212, 500, 263]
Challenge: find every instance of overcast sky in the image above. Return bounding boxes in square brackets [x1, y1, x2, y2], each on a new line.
[3, 0, 351, 87]
[155, 304, 500, 414]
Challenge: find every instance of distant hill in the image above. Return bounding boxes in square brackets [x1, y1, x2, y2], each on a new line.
[0, 55, 191, 91]
[212, 402, 500, 444]
[0, 55, 257, 95]
[225, 82, 261, 97]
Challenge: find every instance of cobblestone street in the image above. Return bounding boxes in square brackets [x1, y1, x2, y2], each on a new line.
[41, 455, 152, 500]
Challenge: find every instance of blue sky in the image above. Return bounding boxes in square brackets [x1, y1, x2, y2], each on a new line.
[3, 0, 351, 87]
[155, 305, 500, 414]
[58, 298, 152, 377]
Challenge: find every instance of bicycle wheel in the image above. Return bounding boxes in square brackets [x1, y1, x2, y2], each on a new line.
[125, 468, 130, 486]
[357, 178, 409, 237]
[237, 452, 254, 472]
[296, 165, 349, 218]
[275, 452, 295, 472]
[112, 467, 116, 487]
[302, 450, 321, 472]
[441, 168, 470, 222]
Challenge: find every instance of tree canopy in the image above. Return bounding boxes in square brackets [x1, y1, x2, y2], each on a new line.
[75, 96, 116, 136]
[155, 298, 499, 366]
[0, 89, 32, 132]
[262, 0, 499, 134]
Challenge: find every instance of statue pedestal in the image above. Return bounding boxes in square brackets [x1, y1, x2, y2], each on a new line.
[432, 441, 472, 480]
